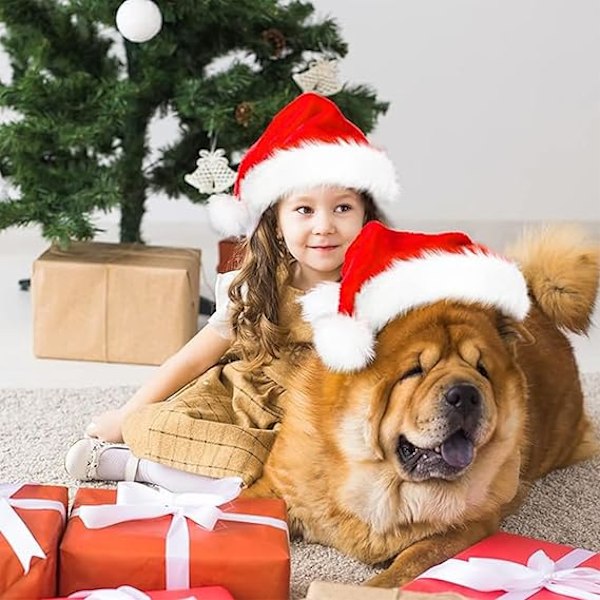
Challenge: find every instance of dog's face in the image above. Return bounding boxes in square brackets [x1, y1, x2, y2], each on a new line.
[327, 301, 529, 529]
[375, 304, 519, 483]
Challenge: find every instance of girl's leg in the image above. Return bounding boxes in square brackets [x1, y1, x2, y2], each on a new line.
[64, 437, 242, 493]
[68, 365, 281, 488]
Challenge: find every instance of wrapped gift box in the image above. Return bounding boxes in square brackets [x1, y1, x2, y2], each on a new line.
[0, 484, 68, 598]
[32, 242, 201, 365]
[402, 531, 600, 600]
[46, 584, 235, 599]
[59, 486, 290, 600]
[305, 581, 467, 599]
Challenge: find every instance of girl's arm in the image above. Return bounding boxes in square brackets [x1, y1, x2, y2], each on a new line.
[86, 325, 232, 442]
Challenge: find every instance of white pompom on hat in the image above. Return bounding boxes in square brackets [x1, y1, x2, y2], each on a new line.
[207, 92, 401, 237]
[300, 221, 531, 372]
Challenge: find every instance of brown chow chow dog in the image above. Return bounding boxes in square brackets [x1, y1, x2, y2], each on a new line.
[243, 224, 599, 587]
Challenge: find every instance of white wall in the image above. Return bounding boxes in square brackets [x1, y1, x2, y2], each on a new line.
[2, 0, 599, 225]
[315, 0, 600, 222]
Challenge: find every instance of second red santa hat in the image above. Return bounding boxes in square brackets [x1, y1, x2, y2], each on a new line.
[300, 221, 531, 372]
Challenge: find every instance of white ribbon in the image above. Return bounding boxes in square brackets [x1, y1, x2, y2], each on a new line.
[68, 586, 151, 599]
[68, 585, 197, 599]
[73, 480, 289, 590]
[0, 483, 67, 574]
[417, 546, 600, 600]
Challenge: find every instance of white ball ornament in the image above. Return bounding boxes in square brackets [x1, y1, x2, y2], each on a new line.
[116, 0, 163, 43]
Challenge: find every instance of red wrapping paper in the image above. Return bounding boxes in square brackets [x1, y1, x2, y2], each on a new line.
[403, 531, 600, 600]
[46, 584, 235, 599]
[0, 484, 68, 599]
[59, 488, 289, 600]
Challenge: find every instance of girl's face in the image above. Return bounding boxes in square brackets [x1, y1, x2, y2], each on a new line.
[276, 186, 366, 290]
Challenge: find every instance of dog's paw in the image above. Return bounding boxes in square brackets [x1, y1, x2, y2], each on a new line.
[364, 569, 409, 588]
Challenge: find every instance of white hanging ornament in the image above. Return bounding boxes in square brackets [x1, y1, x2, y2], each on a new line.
[116, 0, 163, 43]
[292, 58, 343, 96]
[184, 149, 237, 195]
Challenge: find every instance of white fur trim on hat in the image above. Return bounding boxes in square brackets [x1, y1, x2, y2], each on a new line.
[207, 193, 250, 238]
[240, 142, 400, 232]
[299, 281, 340, 322]
[355, 250, 531, 331]
[311, 313, 376, 373]
[300, 282, 374, 372]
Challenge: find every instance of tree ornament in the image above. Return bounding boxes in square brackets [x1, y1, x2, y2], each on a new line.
[261, 28, 287, 59]
[234, 101, 254, 128]
[292, 58, 343, 96]
[116, 0, 163, 43]
[184, 149, 237, 195]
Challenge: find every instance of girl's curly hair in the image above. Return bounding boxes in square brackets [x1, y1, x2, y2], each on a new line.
[227, 192, 385, 370]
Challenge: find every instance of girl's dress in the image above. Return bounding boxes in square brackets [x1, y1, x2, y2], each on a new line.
[122, 272, 312, 486]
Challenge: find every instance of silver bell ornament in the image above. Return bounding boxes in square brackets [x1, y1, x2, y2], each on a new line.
[184, 149, 237, 195]
[292, 58, 343, 96]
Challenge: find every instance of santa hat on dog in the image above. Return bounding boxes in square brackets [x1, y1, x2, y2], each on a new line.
[301, 221, 531, 372]
[207, 92, 401, 237]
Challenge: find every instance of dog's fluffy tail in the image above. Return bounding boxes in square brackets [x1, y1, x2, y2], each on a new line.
[507, 225, 600, 334]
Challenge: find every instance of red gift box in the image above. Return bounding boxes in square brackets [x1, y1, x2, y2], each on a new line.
[59, 486, 290, 600]
[403, 531, 600, 600]
[46, 584, 235, 599]
[0, 483, 68, 598]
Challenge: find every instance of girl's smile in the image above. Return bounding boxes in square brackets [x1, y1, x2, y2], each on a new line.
[309, 244, 339, 251]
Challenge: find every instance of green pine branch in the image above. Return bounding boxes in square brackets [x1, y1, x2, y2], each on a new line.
[0, 0, 389, 245]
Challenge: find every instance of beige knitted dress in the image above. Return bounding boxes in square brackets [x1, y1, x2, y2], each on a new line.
[122, 281, 312, 486]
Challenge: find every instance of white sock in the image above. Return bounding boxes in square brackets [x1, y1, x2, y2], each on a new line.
[95, 444, 238, 494]
[95, 445, 132, 481]
[137, 459, 232, 494]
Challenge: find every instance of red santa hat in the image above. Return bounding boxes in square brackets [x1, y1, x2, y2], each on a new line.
[300, 221, 531, 372]
[207, 92, 401, 237]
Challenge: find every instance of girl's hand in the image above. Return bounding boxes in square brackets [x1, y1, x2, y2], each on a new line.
[85, 407, 129, 443]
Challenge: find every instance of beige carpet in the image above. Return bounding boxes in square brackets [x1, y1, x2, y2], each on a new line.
[1, 374, 599, 599]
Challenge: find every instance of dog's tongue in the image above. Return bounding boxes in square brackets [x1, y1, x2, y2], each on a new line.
[441, 431, 474, 469]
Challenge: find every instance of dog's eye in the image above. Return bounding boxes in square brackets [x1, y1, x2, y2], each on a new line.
[477, 362, 489, 379]
[401, 365, 423, 380]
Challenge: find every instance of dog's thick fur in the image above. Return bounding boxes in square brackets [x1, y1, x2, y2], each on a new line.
[243, 226, 600, 587]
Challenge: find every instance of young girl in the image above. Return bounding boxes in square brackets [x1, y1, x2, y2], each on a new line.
[65, 91, 400, 490]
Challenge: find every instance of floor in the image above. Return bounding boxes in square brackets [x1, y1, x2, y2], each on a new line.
[1, 219, 598, 389]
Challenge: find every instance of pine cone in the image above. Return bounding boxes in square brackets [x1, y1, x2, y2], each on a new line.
[235, 102, 254, 127]
[261, 28, 287, 58]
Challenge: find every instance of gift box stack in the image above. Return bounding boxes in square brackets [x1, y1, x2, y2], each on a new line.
[4, 479, 599, 600]
[1, 481, 290, 600]
[302, 533, 600, 600]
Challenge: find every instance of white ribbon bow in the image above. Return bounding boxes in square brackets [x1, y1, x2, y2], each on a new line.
[73, 480, 289, 590]
[68, 584, 197, 599]
[69, 586, 151, 599]
[417, 546, 600, 600]
[0, 483, 66, 574]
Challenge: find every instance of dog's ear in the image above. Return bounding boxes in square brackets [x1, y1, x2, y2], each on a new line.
[496, 313, 535, 350]
[364, 378, 392, 461]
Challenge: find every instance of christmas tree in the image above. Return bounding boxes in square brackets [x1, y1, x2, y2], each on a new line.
[0, 0, 388, 246]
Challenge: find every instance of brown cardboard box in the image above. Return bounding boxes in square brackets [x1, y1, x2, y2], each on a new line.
[305, 582, 467, 600]
[32, 241, 201, 365]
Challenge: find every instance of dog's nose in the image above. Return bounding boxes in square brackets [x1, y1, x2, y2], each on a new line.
[444, 383, 481, 415]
